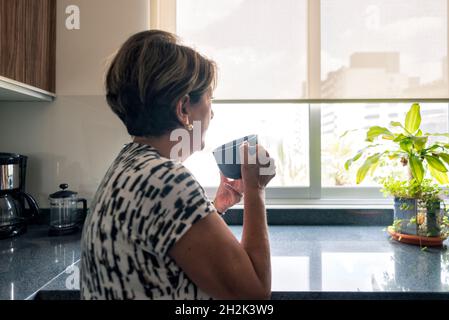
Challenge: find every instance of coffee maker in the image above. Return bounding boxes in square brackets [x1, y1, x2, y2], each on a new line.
[0, 153, 39, 239]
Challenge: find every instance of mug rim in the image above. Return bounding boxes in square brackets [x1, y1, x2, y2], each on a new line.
[212, 134, 258, 154]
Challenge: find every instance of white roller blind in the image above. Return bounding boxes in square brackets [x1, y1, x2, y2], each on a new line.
[177, 0, 308, 99]
[321, 0, 448, 100]
[176, 0, 449, 101]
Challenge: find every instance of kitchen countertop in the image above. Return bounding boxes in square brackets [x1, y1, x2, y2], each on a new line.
[0, 225, 80, 300]
[1, 224, 449, 300]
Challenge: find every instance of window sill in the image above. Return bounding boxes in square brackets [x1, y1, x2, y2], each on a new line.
[233, 203, 393, 210]
[224, 206, 393, 226]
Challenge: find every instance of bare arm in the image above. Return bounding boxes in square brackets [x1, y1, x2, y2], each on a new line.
[168, 143, 275, 300]
[168, 211, 270, 299]
[241, 189, 271, 297]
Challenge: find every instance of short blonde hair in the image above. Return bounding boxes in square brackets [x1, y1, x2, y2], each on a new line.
[106, 30, 216, 137]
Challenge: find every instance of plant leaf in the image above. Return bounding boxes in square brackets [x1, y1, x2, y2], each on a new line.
[340, 129, 358, 138]
[390, 121, 404, 128]
[426, 145, 442, 153]
[416, 129, 423, 136]
[344, 144, 381, 170]
[438, 153, 449, 166]
[356, 153, 381, 184]
[425, 133, 449, 138]
[409, 154, 424, 183]
[369, 158, 380, 176]
[393, 133, 407, 143]
[366, 126, 394, 142]
[405, 103, 421, 133]
[399, 139, 413, 152]
[429, 165, 449, 184]
[410, 136, 428, 151]
[344, 151, 363, 170]
[425, 155, 448, 172]
[387, 152, 401, 160]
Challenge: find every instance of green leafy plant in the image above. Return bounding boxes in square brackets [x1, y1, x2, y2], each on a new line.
[380, 177, 445, 206]
[391, 218, 403, 232]
[345, 103, 449, 185]
[346, 103, 449, 239]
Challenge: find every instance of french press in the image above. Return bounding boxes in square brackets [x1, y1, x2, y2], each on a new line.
[48, 184, 87, 236]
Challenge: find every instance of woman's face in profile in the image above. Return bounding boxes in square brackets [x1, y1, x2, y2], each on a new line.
[190, 88, 214, 150]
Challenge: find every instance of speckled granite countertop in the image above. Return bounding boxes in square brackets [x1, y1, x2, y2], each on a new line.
[0, 225, 81, 300]
[1, 225, 449, 300]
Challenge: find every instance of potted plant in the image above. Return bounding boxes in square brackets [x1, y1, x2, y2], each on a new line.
[345, 103, 449, 245]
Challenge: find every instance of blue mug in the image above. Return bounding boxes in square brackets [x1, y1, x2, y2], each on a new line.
[212, 134, 258, 179]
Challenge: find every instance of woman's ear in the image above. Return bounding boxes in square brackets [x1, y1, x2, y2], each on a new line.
[175, 94, 191, 125]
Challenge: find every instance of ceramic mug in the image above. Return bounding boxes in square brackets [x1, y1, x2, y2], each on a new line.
[212, 134, 258, 179]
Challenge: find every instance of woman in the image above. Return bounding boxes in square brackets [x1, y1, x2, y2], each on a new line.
[80, 30, 276, 300]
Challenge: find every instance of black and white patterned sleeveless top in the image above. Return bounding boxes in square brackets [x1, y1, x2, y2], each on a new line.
[80, 142, 215, 299]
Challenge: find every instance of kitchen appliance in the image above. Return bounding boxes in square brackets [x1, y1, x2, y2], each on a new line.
[212, 134, 258, 179]
[48, 184, 87, 236]
[0, 153, 39, 239]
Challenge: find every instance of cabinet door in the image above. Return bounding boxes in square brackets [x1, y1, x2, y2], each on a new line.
[24, 0, 56, 92]
[0, 0, 27, 85]
[0, 0, 56, 93]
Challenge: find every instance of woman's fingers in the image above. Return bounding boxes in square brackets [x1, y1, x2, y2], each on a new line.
[229, 179, 244, 193]
[224, 183, 243, 197]
[220, 172, 229, 183]
[240, 142, 249, 166]
[240, 142, 272, 165]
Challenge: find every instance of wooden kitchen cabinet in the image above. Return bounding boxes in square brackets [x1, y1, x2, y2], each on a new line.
[0, 0, 56, 94]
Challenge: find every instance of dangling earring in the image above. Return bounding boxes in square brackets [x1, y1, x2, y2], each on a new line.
[185, 119, 193, 131]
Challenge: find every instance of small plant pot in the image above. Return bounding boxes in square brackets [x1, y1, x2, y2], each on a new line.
[392, 197, 444, 242]
[425, 201, 441, 237]
[393, 197, 419, 235]
[387, 226, 446, 247]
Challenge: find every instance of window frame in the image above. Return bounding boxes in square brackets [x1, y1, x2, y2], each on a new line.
[150, 0, 449, 206]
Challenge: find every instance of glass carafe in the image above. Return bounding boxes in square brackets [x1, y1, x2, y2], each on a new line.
[49, 184, 87, 236]
[0, 194, 20, 227]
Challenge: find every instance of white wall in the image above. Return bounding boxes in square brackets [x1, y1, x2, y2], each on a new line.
[0, 0, 149, 206]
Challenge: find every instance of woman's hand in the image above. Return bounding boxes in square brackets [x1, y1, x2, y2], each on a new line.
[213, 173, 243, 214]
[240, 142, 276, 193]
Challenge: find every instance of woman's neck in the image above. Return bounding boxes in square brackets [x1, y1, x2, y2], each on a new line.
[133, 134, 191, 162]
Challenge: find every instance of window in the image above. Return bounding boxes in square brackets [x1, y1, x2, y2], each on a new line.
[321, 0, 448, 99]
[152, 0, 449, 204]
[321, 103, 449, 187]
[183, 104, 309, 188]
